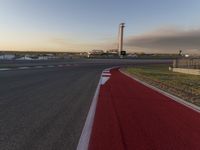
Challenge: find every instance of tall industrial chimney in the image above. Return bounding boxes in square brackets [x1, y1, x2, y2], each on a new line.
[118, 23, 125, 57]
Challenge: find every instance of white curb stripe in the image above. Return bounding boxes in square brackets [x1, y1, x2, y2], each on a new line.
[102, 73, 111, 76]
[101, 76, 110, 85]
[101, 71, 111, 85]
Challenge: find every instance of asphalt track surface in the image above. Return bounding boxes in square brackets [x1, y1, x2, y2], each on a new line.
[89, 69, 200, 150]
[0, 58, 171, 69]
[0, 65, 105, 150]
[0, 59, 172, 150]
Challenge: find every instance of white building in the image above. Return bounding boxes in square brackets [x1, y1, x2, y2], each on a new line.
[0, 54, 15, 60]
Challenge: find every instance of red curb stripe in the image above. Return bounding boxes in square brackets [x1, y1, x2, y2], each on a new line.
[89, 69, 200, 150]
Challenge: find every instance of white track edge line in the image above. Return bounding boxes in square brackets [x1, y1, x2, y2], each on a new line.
[18, 66, 30, 70]
[120, 69, 200, 113]
[76, 75, 101, 150]
[0, 68, 11, 71]
[76, 66, 119, 150]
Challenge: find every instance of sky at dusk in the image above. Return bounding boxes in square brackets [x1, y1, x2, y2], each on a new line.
[0, 0, 200, 53]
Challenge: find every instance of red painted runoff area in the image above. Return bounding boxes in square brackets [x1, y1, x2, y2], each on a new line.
[89, 69, 200, 150]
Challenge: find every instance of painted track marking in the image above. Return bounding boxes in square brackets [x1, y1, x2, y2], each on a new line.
[76, 68, 113, 150]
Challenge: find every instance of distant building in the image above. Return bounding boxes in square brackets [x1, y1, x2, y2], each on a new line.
[127, 53, 138, 58]
[17, 55, 33, 60]
[87, 50, 104, 58]
[0, 54, 15, 60]
[90, 50, 104, 54]
[106, 49, 118, 54]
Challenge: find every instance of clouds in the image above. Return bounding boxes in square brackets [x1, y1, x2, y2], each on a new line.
[125, 27, 200, 54]
[49, 27, 200, 54]
[47, 36, 116, 51]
